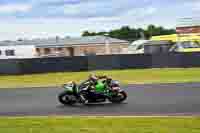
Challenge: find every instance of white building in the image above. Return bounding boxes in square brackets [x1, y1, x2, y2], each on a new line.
[0, 44, 36, 59]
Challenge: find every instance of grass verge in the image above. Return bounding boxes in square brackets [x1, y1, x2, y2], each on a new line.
[0, 117, 199, 133]
[1, 68, 200, 88]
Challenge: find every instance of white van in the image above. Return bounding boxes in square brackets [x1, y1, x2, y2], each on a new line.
[127, 40, 149, 54]
[128, 40, 174, 54]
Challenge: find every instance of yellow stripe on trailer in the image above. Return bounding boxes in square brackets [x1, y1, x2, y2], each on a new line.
[151, 34, 178, 42]
[151, 34, 200, 42]
[180, 48, 200, 53]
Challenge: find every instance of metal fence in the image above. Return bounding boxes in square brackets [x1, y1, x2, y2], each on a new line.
[1, 53, 200, 74]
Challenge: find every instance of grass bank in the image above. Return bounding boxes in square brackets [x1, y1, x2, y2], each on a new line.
[0, 117, 199, 133]
[1, 68, 200, 88]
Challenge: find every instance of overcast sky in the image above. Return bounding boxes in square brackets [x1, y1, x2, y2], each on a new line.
[0, 0, 199, 40]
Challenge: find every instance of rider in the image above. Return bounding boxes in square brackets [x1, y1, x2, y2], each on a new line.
[89, 73, 108, 86]
[79, 74, 108, 103]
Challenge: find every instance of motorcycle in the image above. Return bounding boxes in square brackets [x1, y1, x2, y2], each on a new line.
[58, 78, 127, 105]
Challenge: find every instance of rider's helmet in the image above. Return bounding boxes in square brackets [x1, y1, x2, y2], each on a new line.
[89, 73, 98, 82]
[111, 80, 120, 87]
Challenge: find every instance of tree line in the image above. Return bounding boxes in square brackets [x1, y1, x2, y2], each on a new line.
[82, 25, 176, 41]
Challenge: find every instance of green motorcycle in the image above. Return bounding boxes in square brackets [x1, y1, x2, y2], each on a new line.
[58, 78, 127, 105]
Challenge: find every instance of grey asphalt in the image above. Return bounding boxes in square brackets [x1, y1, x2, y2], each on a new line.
[1, 83, 200, 116]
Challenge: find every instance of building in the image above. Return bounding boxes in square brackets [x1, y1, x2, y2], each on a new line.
[0, 41, 36, 59]
[0, 36, 129, 59]
[151, 20, 200, 42]
[34, 36, 129, 57]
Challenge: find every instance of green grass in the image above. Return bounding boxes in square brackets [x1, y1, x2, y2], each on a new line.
[1, 68, 200, 88]
[0, 117, 199, 133]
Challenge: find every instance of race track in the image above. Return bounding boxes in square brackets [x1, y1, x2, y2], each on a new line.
[0, 83, 200, 116]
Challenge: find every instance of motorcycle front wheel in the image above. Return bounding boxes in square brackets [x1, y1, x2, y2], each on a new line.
[109, 91, 127, 103]
[58, 91, 77, 105]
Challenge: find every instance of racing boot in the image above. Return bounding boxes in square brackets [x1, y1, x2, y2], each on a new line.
[80, 94, 88, 104]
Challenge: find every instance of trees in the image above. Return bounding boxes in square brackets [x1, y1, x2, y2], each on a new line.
[82, 31, 107, 36]
[81, 25, 176, 41]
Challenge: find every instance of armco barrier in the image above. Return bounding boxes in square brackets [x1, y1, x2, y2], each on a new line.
[119, 54, 151, 69]
[181, 53, 200, 68]
[18, 56, 88, 73]
[151, 53, 182, 68]
[0, 59, 21, 74]
[87, 55, 121, 70]
[1, 53, 200, 74]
